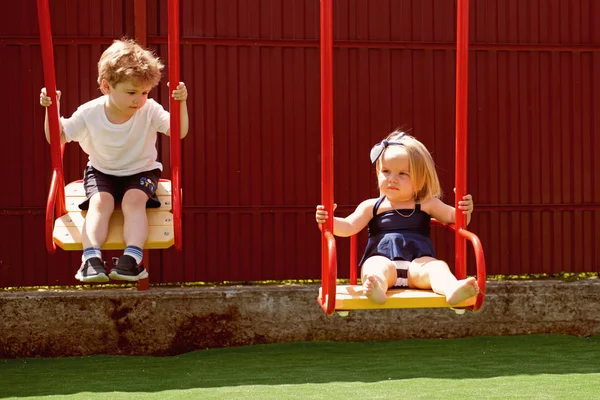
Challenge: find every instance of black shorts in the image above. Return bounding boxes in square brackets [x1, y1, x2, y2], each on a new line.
[78, 165, 162, 210]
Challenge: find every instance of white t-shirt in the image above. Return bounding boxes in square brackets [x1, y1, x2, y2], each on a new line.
[61, 96, 171, 176]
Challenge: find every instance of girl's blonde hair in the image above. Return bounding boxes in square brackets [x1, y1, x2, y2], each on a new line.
[377, 129, 442, 201]
[97, 38, 164, 88]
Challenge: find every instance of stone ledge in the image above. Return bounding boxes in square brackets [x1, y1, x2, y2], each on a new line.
[1, 280, 599, 358]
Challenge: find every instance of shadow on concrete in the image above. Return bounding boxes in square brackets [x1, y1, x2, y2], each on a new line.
[1, 334, 598, 397]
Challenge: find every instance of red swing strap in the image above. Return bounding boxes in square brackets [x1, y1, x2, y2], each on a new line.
[317, 0, 337, 316]
[36, 0, 66, 254]
[455, 0, 486, 310]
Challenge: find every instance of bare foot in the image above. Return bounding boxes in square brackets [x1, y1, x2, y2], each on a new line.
[363, 275, 388, 304]
[446, 277, 479, 306]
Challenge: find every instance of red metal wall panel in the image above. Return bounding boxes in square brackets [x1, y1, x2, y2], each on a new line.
[1, 0, 599, 288]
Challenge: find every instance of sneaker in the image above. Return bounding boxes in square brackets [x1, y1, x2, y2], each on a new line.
[75, 257, 109, 283]
[109, 255, 148, 281]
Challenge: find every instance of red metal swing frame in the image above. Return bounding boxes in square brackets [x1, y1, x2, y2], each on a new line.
[317, 0, 486, 315]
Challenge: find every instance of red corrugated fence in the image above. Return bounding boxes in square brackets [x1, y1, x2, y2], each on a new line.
[0, 0, 599, 288]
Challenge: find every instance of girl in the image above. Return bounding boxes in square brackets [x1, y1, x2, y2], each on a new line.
[315, 130, 479, 305]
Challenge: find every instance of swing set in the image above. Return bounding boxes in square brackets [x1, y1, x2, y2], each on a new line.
[36, 0, 183, 290]
[316, 0, 487, 315]
[36, 0, 484, 308]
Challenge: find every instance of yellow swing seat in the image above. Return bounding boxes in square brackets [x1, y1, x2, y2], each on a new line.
[52, 180, 175, 250]
[321, 285, 476, 311]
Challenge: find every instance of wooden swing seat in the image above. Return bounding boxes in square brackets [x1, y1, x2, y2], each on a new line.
[321, 285, 476, 310]
[52, 180, 175, 250]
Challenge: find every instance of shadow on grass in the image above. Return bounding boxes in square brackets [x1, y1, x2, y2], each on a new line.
[0, 334, 598, 397]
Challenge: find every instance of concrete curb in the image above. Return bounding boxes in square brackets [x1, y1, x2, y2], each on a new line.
[1, 280, 599, 358]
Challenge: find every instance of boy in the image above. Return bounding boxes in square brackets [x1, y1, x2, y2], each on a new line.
[40, 38, 189, 283]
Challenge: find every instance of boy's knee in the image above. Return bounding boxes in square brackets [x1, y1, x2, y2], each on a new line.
[89, 192, 115, 213]
[121, 189, 148, 209]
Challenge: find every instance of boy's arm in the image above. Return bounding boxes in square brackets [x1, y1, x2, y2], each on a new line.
[44, 108, 51, 143]
[41, 88, 66, 145]
[179, 100, 189, 139]
[168, 82, 189, 139]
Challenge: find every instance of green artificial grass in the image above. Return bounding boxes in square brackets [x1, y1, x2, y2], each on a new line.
[1, 335, 598, 400]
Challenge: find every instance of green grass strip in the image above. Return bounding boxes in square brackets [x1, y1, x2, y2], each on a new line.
[1, 334, 598, 399]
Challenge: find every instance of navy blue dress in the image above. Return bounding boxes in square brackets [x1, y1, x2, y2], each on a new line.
[358, 195, 436, 267]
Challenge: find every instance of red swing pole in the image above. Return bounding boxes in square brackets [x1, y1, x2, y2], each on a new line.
[318, 0, 338, 316]
[454, 0, 469, 279]
[36, 0, 66, 253]
[168, 0, 183, 251]
[453, 0, 486, 311]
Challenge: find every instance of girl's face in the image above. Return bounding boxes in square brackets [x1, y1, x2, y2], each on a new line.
[377, 146, 415, 202]
[102, 79, 152, 118]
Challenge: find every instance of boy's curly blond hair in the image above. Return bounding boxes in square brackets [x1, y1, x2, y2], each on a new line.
[97, 38, 164, 88]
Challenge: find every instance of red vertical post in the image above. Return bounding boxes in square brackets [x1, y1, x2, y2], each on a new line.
[36, 0, 61, 176]
[168, 0, 183, 251]
[454, 0, 470, 279]
[320, 0, 336, 310]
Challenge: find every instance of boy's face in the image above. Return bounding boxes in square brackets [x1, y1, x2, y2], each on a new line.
[102, 79, 153, 117]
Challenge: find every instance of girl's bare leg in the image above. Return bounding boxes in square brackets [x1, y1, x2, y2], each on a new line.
[361, 256, 397, 304]
[82, 192, 115, 249]
[408, 257, 479, 306]
[121, 189, 149, 248]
